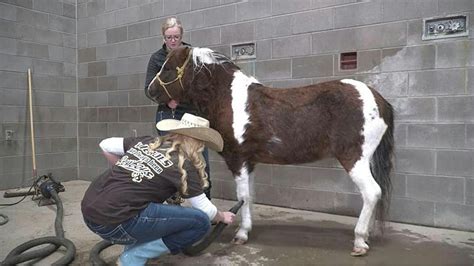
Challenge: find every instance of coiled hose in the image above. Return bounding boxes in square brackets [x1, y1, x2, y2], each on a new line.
[89, 200, 244, 265]
[89, 240, 114, 266]
[1, 189, 76, 265]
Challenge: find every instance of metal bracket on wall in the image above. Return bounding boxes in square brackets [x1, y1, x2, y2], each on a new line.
[422, 14, 468, 40]
[231, 42, 256, 60]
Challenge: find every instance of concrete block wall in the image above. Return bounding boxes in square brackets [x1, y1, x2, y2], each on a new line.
[76, 0, 473, 231]
[0, 0, 78, 188]
[76, 0, 158, 180]
[1, 0, 472, 232]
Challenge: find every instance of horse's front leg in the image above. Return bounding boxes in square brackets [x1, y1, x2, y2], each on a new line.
[232, 166, 253, 244]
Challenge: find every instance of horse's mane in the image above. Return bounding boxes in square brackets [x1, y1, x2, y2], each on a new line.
[191, 47, 236, 73]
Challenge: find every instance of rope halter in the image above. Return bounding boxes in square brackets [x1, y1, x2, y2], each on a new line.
[155, 48, 193, 100]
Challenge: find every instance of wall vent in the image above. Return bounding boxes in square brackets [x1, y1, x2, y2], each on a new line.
[340, 52, 357, 70]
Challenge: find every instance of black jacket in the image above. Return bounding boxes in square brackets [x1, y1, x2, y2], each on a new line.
[145, 43, 196, 113]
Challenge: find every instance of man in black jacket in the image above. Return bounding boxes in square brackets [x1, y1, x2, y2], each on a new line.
[144, 17, 212, 199]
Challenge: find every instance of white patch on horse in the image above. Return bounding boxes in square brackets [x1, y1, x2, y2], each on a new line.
[230, 71, 259, 144]
[341, 79, 387, 159]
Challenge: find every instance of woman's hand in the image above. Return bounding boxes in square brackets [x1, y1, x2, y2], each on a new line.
[213, 211, 235, 225]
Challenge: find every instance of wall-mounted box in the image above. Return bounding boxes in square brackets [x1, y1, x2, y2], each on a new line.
[231, 42, 256, 60]
[422, 14, 468, 40]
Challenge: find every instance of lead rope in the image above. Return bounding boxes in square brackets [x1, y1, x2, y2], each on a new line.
[158, 78, 175, 100]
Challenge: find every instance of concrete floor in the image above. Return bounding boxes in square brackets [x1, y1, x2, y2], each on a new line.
[0, 180, 473, 265]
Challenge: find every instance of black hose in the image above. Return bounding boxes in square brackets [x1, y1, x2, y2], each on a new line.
[89, 240, 114, 266]
[183, 200, 244, 256]
[1, 190, 76, 265]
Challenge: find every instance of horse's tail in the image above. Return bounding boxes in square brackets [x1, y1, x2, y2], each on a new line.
[371, 99, 394, 226]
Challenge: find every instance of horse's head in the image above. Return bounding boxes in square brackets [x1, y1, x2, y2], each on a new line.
[147, 46, 240, 115]
[146, 46, 193, 105]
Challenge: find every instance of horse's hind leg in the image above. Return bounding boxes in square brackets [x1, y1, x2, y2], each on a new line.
[232, 164, 253, 244]
[346, 159, 381, 256]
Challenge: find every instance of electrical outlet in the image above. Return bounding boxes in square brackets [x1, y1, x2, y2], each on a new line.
[5, 130, 14, 140]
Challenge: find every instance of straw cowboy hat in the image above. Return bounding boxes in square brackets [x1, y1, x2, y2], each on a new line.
[156, 113, 224, 152]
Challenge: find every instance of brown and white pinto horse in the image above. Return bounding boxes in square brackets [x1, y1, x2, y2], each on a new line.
[147, 46, 394, 256]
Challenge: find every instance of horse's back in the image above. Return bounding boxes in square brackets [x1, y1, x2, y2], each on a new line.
[249, 79, 367, 136]
[244, 79, 386, 165]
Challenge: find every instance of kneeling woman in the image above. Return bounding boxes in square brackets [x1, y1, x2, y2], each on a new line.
[81, 113, 235, 265]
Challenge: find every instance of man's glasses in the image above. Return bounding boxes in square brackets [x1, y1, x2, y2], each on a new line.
[164, 35, 181, 41]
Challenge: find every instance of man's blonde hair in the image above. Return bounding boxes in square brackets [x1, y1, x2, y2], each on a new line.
[161, 17, 183, 36]
[149, 133, 208, 195]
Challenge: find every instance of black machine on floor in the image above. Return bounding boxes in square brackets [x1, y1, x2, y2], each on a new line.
[1, 174, 76, 265]
[3, 174, 65, 206]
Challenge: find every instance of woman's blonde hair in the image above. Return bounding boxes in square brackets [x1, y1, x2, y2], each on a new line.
[149, 133, 208, 195]
[161, 17, 183, 36]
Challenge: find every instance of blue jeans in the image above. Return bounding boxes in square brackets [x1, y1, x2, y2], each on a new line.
[156, 109, 212, 198]
[84, 203, 211, 254]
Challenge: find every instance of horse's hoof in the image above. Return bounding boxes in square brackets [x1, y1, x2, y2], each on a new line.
[350, 247, 368, 257]
[231, 237, 247, 245]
